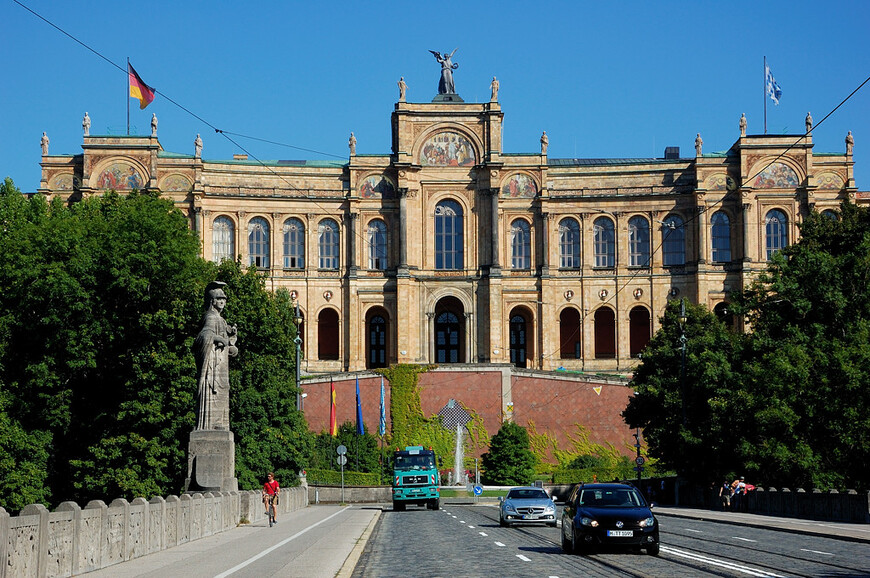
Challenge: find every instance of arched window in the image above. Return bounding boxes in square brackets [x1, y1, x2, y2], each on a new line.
[510, 219, 531, 270]
[367, 314, 388, 369]
[593, 217, 615, 268]
[559, 308, 582, 359]
[317, 308, 340, 360]
[435, 200, 463, 270]
[367, 219, 388, 270]
[662, 215, 685, 266]
[629, 307, 651, 358]
[318, 219, 340, 269]
[711, 212, 731, 263]
[212, 216, 235, 263]
[248, 217, 270, 268]
[509, 314, 528, 368]
[435, 311, 461, 363]
[628, 216, 650, 267]
[821, 209, 838, 221]
[594, 307, 616, 359]
[713, 302, 735, 329]
[559, 218, 581, 268]
[283, 218, 305, 269]
[765, 209, 788, 260]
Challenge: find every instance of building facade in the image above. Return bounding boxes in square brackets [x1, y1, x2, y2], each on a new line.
[39, 95, 863, 377]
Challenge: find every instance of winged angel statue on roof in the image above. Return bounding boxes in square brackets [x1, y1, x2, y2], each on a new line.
[430, 48, 459, 94]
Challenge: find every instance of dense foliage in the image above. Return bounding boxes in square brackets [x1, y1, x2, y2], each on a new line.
[625, 202, 870, 489]
[481, 421, 536, 485]
[0, 180, 310, 510]
[309, 421, 385, 480]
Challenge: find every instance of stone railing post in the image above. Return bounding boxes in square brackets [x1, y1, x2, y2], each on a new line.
[20, 504, 49, 577]
[165, 495, 179, 547]
[109, 498, 131, 562]
[149, 496, 166, 553]
[55, 501, 82, 575]
[0, 506, 9, 578]
[84, 500, 107, 572]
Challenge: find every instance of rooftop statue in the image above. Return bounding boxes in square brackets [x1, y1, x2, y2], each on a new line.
[83, 112, 91, 136]
[430, 48, 459, 94]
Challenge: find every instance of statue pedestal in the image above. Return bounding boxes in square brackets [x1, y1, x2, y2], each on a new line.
[184, 430, 238, 493]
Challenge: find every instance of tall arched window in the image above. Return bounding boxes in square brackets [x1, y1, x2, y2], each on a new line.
[283, 218, 305, 269]
[711, 211, 731, 263]
[367, 314, 388, 369]
[559, 218, 581, 268]
[629, 306, 651, 357]
[628, 216, 650, 267]
[765, 209, 788, 260]
[318, 219, 340, 269]
[367, 219, 388, 270]
[509, 314, 528, 368]
[435, 311, 461, 363]
[662, 215, 685, 266]
[594, 307, 616, 359]
[821, 209, 838, 221]
[510, 219, 531, 270]
[435, 200, 463, 270]
[212, 216, 235, 263]
[317, 308, 340, 360]
[593, 217, 615, 268]
[248, 217, 270, 268]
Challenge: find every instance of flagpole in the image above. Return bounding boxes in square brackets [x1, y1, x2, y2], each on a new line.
[763, 56, 767, 135]
[126, 57, 130, 136]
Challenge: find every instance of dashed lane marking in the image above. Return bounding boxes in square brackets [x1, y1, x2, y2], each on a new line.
[800, 548, 834, 556]
[732, 537, 757, 542]
[494, 541, 506, 547]
[662, 546, 785, 577]
[479, 531, 488, 537]
[468, 525, 475, 529]
[684, 528, 702, 533]
[516, 554, 531, 562]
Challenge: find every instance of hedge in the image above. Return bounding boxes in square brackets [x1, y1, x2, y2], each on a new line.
[306, 468, 382, 486]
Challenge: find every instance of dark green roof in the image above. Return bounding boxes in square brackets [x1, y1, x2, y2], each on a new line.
[548, 157, 689, 167]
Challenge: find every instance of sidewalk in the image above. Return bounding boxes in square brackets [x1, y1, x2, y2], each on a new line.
[654, 506, 870, 543]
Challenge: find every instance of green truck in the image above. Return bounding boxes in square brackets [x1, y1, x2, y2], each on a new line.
[392, 446, 440, 511]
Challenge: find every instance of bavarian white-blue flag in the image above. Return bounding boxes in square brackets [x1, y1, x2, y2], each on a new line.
[378, 377, 386, 436]
[766, 65, 783, 105]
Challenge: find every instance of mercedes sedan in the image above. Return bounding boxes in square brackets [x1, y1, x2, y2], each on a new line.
[499, 486, 557, 527]
[561, 483, 660, 555]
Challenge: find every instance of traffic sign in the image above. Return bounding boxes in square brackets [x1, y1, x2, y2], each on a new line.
[337, 455, 347, 466]
[635, 456, 645, 466]
[337, 445, 347, 455]
[473, 485, 483, 496]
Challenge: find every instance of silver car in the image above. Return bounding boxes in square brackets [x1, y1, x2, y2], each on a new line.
[499, 486, 557, 527]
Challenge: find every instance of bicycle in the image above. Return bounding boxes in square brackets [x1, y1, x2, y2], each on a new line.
[264, 493, 278, 527]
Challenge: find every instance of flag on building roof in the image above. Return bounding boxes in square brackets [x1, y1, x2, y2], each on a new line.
[765, 65, 782, 105]
[378, 376, 386, 437]
[128, 63, 156, 109]
[355, 376, 365, 435]
[329, 379, 337, 436]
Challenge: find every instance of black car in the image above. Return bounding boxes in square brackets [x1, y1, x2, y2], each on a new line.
[561, 483, 660, 555]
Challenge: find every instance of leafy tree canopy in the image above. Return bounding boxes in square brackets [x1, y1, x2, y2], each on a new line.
[481, 421, 537, 485]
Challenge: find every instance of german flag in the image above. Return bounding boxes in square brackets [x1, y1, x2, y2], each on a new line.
[329, 379, 338, 436]
[128, 63, 155, 109]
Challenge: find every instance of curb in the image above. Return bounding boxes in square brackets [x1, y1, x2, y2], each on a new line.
[336, 508, 382, 577]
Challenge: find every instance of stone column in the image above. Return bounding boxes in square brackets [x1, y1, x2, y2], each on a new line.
[540, 212, 550, 275]
[490, 188, 501, 275]
[742, 203, 752, 262]
[696, 204, 707, 264]
[427, 312, 436, 363]
[348, 212, 358, 277]
[398, 188, 409, 271]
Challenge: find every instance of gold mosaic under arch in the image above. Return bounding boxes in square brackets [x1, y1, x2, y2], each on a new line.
[52, 173, 78, 191]
[816, 172, 844, 190]
[359, 174, 396, 199]
[420, 131, 476, 167]
[501, 173, 538, 198]
[754, 162, 799, 189]
[160, 174, 193, 192]
[94, 162, 145, 190]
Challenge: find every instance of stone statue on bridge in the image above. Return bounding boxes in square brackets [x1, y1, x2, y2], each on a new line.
[194, 281, 238, 431]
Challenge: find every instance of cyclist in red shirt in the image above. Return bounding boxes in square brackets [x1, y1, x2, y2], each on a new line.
[262, 472, 280, 524]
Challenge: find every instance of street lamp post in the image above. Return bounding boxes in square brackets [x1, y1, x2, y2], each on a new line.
[678, 298, 687, 426]
[294, 301, 304, 411]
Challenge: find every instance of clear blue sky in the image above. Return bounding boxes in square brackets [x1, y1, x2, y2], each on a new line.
[3, 1, 868, 194]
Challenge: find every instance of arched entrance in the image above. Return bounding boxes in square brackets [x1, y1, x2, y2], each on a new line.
[434, 296, 465, 363]
[559, 307, 582, 359]
[594, 307, 616, 359]
[366, 307, 390, 369]
[317, 308, 340, 360]
[508, 307, 533, 368]
[629, 306, 651, 358]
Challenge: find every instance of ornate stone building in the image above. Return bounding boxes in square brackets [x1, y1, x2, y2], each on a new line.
[39, 94, 863, 377]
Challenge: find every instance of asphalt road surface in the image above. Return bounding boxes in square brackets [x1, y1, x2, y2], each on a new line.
[351, 504, 870, 577]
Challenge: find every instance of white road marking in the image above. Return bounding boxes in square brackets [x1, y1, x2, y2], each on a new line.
[662, 546, 785, 577]
[459, 520, 465, 523]
[516, 554, 531, 561]
[732, 537, 757, 542]
[684, 528, 703, 533]
[468, 525, 475, 529]
[479, 531, 488, 537]
[800, 548, 834, 556]
[214, 507, 349, 578]
[494, 541, 506, 547]
[451, 515, 457, 518]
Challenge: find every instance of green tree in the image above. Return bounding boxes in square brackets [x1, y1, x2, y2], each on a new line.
[623, 299, 744, 483]
[481, 421, 536, 485]
[310, 422, 382, 474]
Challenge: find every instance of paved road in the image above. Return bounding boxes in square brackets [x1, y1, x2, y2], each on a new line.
[351, 503, 870, 577]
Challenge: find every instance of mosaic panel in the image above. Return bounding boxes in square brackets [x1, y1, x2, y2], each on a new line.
[95, 163, 145, 190]
[359, 175, 396, 199]
[501, 173, 538, 198]
[161, 174, 192, 192]
[420, 131, 475, 167]
[52, 173, 79, 190]
[753, 162, 799, 189]
[816, 172, 844, 190]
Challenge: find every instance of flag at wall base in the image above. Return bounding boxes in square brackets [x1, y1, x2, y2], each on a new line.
[378, 377, 386, 437]
[129, 63, 156, 109]
[355, 376, 365, 435]
[329, 379, 337, 436]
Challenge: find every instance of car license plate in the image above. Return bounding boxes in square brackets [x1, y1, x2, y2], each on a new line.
[522, 515, 534, 519]
[607, 530, 633, 537]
